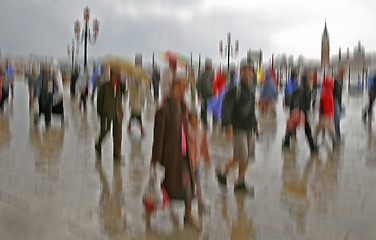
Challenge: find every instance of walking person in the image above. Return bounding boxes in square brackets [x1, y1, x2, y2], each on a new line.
[312, 68, 318, 109]
[187, 107, 211, 211]
[70, 66, 79, 97]
[333, 65, 345, 140]
[314, 76, 336, 146]
[196, 58, 214, 128]
[284, 67, 299, 108]
[282, 68, 318, 153]
[78, 68, 89, 112]
[160, 55, 177, 100]
[91, 62, 100, 102]
[362, 72, 376, 122]
[127, 75, 145, 136]
[0, 67, 7, 112]
[27, 63, 38, 110]
[95, 65, 125, 160]
[33, 63, 53, 129]
[151, 74, 201, 229]
[4, 59, 14, 99]
[52, 62, 65, 125]
[217, 59, 258, 191]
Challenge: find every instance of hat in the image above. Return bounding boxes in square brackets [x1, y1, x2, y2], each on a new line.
[240, 58, 251, 70]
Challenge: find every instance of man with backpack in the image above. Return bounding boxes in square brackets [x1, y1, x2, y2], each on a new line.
[217, 59, 258, 191]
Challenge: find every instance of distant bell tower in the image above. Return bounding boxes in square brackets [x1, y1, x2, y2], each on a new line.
[321, 20, 330, 67]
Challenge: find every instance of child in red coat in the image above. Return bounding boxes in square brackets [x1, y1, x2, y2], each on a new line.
[314, 76, 336, 146]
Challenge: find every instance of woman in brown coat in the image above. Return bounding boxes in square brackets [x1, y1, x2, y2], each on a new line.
[151, 75, 200, 229]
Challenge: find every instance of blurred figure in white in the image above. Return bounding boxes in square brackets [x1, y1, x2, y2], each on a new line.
[77, 68, 89, 112]
[160, 55, 177, 100]
[127, 74, 145, 136]
[52, 61, 65, 125]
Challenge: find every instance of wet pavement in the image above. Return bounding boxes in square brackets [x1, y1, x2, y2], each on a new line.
[0, 77, 376, 240]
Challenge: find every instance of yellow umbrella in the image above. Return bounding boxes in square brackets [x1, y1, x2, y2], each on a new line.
[102, 55, 149, 82]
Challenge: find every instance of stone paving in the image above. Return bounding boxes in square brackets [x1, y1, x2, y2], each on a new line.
[0, 78, 375, 240]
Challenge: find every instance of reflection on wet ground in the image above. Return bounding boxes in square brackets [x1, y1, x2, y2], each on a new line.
[0, 80, 376, 239]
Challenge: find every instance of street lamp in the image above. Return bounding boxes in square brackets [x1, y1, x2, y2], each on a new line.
[219, 32, 239, 72]
[74, 6, 99, 69]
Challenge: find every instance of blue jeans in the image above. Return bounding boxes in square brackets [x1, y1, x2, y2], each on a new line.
[334, 99, 341, 139]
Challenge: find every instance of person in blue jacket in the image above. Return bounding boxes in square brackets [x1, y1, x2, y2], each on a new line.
[284, 67, 299, 108]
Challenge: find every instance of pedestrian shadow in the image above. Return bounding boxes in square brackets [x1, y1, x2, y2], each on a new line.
[281, 149, 340, 235]
[96, 160, 127, 237]
[0, 116, 11, 149]
[29, 127, 64, 182]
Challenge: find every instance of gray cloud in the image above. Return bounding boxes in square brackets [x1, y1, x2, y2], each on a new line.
[1, 0, 376, 66]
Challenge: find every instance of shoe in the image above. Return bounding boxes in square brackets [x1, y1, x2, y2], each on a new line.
[216, 172, 227, 185]
[234, 181, 255, 195]
[184, 215, 202, 230]
[234, 181, 247, 191]
[282, 138, 290, 148]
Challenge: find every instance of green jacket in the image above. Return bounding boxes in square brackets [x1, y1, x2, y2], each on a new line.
[97, 81, 125, 121]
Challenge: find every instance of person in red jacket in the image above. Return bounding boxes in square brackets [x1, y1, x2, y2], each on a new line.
[314, 76, 336, 146]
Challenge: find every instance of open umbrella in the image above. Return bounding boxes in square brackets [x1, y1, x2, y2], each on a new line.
[102, 55, 149, 82]
[161, 50, 189, 68]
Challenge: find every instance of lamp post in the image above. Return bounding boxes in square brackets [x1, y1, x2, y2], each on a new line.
[219, 32, 239, 73]
[74, 6, 99, 70]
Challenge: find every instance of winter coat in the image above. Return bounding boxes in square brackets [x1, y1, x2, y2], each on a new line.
[290, 78, 311, 114]
[151, 98, 195, 200]
[222, 81, 257, 132]
[97, 81, 125, 121]
[319, 77, 334, 118]
[260, 72, 278, 101]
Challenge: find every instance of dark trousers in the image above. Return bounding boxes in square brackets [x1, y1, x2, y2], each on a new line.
[70, 80, 77, 97]
[201, 99, 208, 127]
[97, 117, 122, 157]
[37, 94, 52, 127]
[364, 93, 375, 118]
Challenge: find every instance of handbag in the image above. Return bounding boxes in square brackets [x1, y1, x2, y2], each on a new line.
[143, 162, 169, 213]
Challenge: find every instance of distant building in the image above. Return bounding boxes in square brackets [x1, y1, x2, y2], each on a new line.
[321, 21, 330, 68]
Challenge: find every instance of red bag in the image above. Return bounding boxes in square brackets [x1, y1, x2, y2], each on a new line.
[144, 185, 169, 214]
[286, 109, 305, 132]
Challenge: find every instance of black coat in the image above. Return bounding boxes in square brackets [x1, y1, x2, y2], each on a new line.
[290, 81, 311, 114]
[222, 82, 257, 131]
[333, 77, 343, 105]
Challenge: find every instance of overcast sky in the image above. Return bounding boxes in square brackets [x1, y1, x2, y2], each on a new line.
[1, 0, 376, 65]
